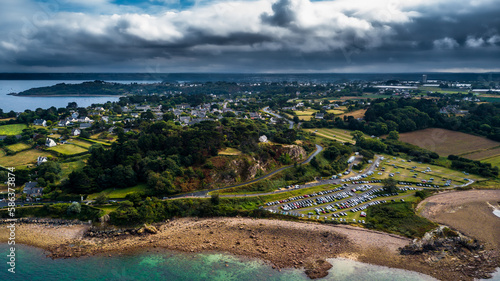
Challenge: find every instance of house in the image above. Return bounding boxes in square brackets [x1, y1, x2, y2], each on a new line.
[77, 117, 92, 123]
[179, 116, 191, 124]
[72, 128, 81, 136]
[57, 119, 71, 127]
[79, 123, 92, 129]
[37, 156, 47, 166]
[131, 113, 140, 118]
[315, 113, 325, 119]
[45, 138, 56, 147]
[249, 112, 261, 119]
[259, 135, 268, 143]
[33, 119, 47, 127]
[173, 109, 183, 116]
[23, 181, 43, 198]
[101, 116, 109, 123]
[71, 112, 79, 119]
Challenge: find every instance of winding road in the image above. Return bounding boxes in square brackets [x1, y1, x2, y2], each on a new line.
[263, 106, 295, 129]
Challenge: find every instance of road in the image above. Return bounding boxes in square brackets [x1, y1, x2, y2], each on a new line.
[263, 106, 294, 129]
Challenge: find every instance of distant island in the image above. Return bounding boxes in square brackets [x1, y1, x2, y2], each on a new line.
[12, 81, 136, 96]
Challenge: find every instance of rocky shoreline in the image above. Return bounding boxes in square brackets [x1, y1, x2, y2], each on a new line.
[1, 216, 498, 280]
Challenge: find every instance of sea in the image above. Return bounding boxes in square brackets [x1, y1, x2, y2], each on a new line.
[0, 244, 445, 281]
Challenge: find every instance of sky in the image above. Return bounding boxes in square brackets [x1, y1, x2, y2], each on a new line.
[0, 0, 499, 73]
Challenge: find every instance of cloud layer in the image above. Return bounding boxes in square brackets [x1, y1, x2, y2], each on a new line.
[0, 0, 499, 72]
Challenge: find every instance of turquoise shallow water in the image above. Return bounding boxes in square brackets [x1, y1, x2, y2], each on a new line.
[0, 244, 442, 281]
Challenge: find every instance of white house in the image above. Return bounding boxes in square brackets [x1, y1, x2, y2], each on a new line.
[72, 128, 81, 136]
[259, 135, 268, 143]
[33, 119, 47, 126]
[45, 138, 56, 147]
[37, 156, 48, 166]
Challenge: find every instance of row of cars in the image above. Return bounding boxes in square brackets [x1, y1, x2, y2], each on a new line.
[280, 189, 353, 211]
[266, 186, 346, 207]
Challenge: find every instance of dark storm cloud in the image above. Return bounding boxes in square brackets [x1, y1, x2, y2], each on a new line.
[261, 0, 296, 27]
[0, 0, 499, 72]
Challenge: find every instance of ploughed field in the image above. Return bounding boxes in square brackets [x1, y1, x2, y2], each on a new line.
[398, 128, 500, 157]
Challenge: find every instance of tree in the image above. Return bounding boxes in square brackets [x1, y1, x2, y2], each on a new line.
[351, 130, 365, 143]
[382, 178, 398, 194]
[67, 202, 81, 215]
[94, 194, 109, 205]
[387, 130, 399, 141]
[141, 110, 155, 120]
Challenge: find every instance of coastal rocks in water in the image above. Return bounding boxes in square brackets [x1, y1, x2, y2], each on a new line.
[304, 259, 333, 279]
[400, 226, 499, 279]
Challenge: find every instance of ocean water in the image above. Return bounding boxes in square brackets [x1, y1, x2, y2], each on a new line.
[0, 244, 440, 281]
[0, 80, 127, 112]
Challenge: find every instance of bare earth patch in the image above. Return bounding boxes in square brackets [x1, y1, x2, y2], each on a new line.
[398, 128, 500, 156]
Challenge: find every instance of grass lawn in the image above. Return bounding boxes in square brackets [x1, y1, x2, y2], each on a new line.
[0, 149, 53, 167]
[95, 205, 119, 215]
[48, 144, 88, 155]
[68, 139, 94, 149]
[481, 155, 500, 168]
[87, 184, 148, 200]
[0, 124, 27, 135]
[298, 115, 313, 121]
[367, 155, 484, 186]
[59, 160, 86, 183]
[80, 137, 112, 146]
[6, 143, 31, 153]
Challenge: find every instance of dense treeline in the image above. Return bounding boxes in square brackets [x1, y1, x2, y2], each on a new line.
[63, 118, 300, 195]
[448, 155, 499, 177]
[303, 98, 500, 141]
[109, 196, 273, 226]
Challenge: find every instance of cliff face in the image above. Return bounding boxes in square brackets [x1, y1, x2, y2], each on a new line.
[211, 144, 307, 185]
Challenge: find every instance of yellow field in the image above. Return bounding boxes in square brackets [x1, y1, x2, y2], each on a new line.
[219, 147, 242, 156]
[339, 109, 367, 119]
[293, 109, 318, 120]
[0, 149, 53, 167]
[6, 143, 31, 153]
[326, 109, 345, 114]
[304, 128, 369, 144]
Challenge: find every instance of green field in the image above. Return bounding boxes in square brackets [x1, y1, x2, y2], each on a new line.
[6, 143, 31, 153]
[0, 149, 53, 167]
[95, 205, 119, 215]
[59, 160, 86, 182]
[294, 109, 318, 121]
[87, 184, 148, 200]
[0, 124, 27, 135]
[48, 144, 88, 155]
[304, 128, 369, 144]
[482, 155, 500, 168]
[367, 155, 484, 186]
[68, 139, 94, 149]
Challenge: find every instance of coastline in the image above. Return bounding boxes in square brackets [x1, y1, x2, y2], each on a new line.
[9, 94, 124, 97]
[0, 216, 489, 280]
